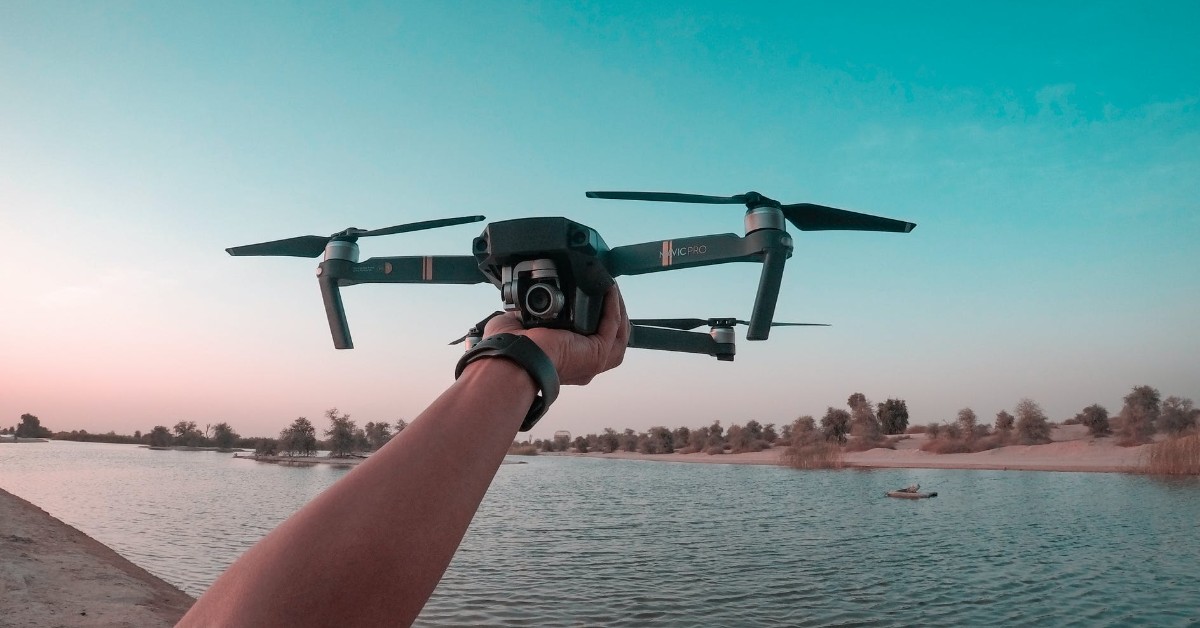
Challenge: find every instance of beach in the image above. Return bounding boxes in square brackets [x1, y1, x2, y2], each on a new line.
[578, 424, 1150, 473]
[0, 487, 194, 627]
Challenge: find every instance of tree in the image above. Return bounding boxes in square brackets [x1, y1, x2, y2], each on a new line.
[172, 421, 203, 447]
[789, 416, 817, 443]
[254, 438, 279, 456]
[956, 408, 978, 439]
[821, 407, 851, 444]
[672, 426, 692, 451]
[762, 423, 778, 444]
[148, 425, 172, 447]
[1159, 397, 1197, 436]
[1015, 398, 1052, 445]
[706, 421, 725, 450]
[16, 413, 51, 438]
[994, 410, 1015, 434]
[212, 422, 239, 449]
[394, 419, 409, 434]
[1074, 404, 1111, 437]
[364, 422, 394, 450]
[620, 429, 638, 452]
[848, 394, 883, 448]
[279, 417, 317, 456]
[877, 399, 909, 435]
[1118, 385, 1161, 444]
[324, 408, 357, 457]
[572, 435, 589, 453]
[597, 428, 619, 453]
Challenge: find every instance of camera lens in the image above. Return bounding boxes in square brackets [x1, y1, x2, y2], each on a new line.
[524, 283, 565, 320]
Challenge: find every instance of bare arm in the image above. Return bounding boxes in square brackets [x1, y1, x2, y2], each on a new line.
[180, 285, 628, 627]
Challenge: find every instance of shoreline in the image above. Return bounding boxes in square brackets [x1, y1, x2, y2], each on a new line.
[556, 425, 1150, 474]
[0, 487, 194, 627]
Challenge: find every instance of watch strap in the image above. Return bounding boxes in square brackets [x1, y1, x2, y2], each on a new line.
[454, 333, 560, 431]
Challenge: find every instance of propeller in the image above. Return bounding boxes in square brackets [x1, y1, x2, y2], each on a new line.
[631, 317, 830, 331]
[585, 190, 915, 233]
[226, 215, 487, 257]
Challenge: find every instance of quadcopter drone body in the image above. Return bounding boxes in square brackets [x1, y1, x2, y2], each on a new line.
[228, 191, 915, 361]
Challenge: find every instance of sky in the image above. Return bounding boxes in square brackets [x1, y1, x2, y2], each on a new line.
[2, 1, 1197, 440]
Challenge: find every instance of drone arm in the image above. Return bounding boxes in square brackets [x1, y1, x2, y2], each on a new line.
[603, 233, 757, 277]
[318, 260, 354, 350]
[627, 325, 734, 361]
[340, 256, 488, 285]
[746, 247, 787, 341]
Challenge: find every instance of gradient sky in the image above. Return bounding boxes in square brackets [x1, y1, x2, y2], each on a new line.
[2, 1, 1197, 440]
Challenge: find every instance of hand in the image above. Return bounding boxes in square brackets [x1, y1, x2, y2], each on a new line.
[483, 284, 629, 385]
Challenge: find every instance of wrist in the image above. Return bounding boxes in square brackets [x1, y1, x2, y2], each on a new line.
[454, 333, 561, 432]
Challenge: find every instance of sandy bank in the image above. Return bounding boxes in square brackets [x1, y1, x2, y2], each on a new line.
[572, 425, 1150, 473]
[0, 488, 194, 627]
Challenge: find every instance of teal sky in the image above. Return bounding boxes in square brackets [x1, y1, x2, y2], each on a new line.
[2, 1, 1197, 439]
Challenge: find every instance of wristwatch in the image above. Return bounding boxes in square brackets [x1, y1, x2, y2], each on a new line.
[454, 333, 560, 431]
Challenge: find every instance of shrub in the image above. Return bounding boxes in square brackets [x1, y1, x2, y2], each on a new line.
[1159, 397, 1198, 436]
[1117, 385, 1160, 445]
[782, 417, 844, 469]
[821, 408, 851, 444]
[254, 438, 278, 456]
[994, 410, 1015, 434]
[1075, 404, 1111, 437]
[1015, 399, 1052, 445]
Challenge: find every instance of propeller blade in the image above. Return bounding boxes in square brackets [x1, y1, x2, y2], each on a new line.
[227, 215, 488, 258]
[631, 318, 830, 331]
[736, 320, 830, 327]
[782, 203, 916, 233]
[357, 215, 486, 238]
[586, 191, 750, 205]
[225, 235, 332, 258]
[448, 335, 467, 345]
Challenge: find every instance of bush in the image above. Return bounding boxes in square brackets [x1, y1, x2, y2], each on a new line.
[1075, 404, 1111, 437]
[1014, 399, 1052, 445]
[253, 438, 278, 456]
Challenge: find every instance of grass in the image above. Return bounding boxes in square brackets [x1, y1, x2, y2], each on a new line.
[508, 444, 539, 456]
[1141, 434, 1200, 475]
[781, 441, 844, 469]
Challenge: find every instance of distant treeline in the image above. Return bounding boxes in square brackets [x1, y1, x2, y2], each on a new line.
[510, 384, 1199, 474]
[4, 408, 409, 458]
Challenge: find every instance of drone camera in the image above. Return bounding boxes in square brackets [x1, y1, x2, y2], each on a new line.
[475, 218, 614, 335]
[511, 259, 567, 321]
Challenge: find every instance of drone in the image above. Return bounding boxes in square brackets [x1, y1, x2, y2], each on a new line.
[227, 190, 915, 361]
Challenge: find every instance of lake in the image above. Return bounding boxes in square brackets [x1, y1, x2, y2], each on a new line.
[1, 441, 1198, 626]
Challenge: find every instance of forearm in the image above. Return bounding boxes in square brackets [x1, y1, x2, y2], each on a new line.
[180, 358, 535, 627]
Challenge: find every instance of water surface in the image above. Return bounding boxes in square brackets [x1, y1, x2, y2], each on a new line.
[2, 442, 1197, 626]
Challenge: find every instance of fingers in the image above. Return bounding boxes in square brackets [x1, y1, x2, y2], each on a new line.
[482, 311, 523, 337]
[605, 285, 629, 371]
